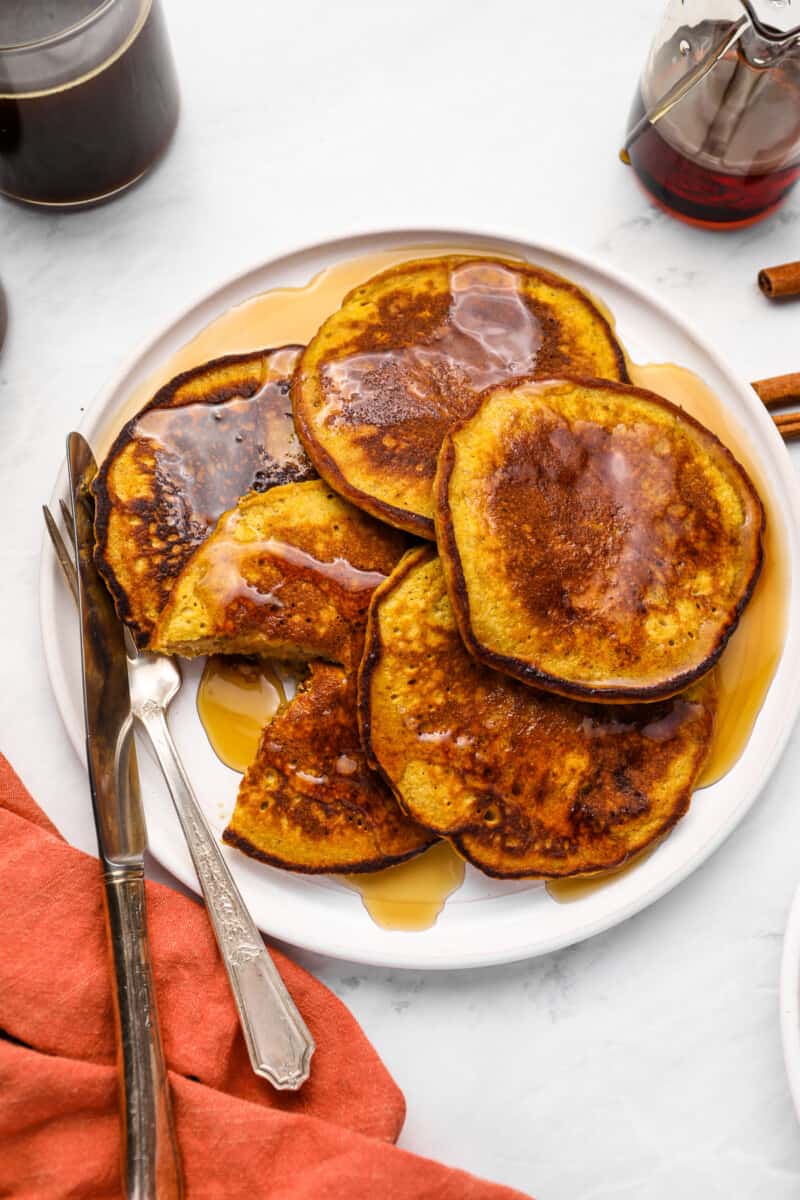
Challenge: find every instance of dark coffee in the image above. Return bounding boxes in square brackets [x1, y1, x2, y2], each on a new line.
[0, 0, 179, 207]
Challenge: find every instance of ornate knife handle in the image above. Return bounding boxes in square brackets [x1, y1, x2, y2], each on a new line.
[136, 703, 314, 1090]
[104, 868, 182, 1199]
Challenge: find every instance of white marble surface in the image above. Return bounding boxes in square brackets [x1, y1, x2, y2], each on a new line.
[3, 1, 800, 1195]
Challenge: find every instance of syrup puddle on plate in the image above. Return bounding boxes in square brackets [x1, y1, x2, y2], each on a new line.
[548, 362, 788, 904]
[630, 361, 788, 790]
[197, 656, 290, 773]
[343, 842, 466, 931]
[197, 655, 467, 929]
[147, 246, 788, 918]
[98, 243, 505, 446]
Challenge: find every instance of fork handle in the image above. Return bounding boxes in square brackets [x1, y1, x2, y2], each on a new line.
[135, 703, 314, 1090]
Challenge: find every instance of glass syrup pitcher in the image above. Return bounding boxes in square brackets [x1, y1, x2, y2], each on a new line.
[622, 1, 800, 228]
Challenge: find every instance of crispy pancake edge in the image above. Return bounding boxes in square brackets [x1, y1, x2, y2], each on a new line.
[358, 545, 715, 879]
[222, 821, 436, 875]
[435, 373, 766, 703]
[357, 546, 435, 786]
[223, 663, 437, 874]
[294, 406, 438, 541]
[93, 346, 304, 639]
[292, 256, 631, 540]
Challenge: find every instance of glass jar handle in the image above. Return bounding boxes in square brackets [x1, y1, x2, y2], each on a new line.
[621, 13, 750, 160]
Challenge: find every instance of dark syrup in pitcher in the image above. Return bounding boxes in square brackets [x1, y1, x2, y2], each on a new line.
[0, 1, 179, 207]
[625, 20, 800, 228]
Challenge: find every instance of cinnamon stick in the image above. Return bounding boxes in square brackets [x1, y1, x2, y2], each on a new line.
[771, 412, 800, 441]
[758, 261, 800, 299]
[751, 372, 800, 409]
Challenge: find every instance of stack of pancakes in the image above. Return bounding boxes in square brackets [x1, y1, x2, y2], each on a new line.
[93, 255, 764, 880]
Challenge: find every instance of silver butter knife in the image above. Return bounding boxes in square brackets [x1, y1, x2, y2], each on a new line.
[68, 432, 183, 1200]
[47, 477, 314, 1090]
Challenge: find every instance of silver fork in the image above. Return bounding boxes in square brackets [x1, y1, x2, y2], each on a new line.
[44, 501, 314, 1091]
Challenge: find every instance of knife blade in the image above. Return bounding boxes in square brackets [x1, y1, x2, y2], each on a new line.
[67, 432, 183, 1200]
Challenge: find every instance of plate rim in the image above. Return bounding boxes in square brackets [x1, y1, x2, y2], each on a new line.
[40, 223, 800, 969]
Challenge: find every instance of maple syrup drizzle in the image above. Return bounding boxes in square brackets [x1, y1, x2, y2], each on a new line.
[110, 247, 788, 922]
[630, 362, 788, 789]
[131, 345, 312, 530]
[95, 244, 522, 453]
[197, 656, 290, 773]
[343, 841, 466, 931]
[199, 654, 466, 929]
[194, 511, 387, 618]
[252, 540, 386, 593]
[321, 260, 545, 432]
[548, 364, 789, 904]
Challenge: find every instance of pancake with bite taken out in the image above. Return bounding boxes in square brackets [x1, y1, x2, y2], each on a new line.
[151, 479, 410, 666]
[224, 661, 435, 873]
[158, 477, 423, 872]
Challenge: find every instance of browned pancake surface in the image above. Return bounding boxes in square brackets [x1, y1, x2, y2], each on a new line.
[359, 549, 716, 879]
[293, 256, 628, 537]
[151, 479, 410, 665]
[93, 346, 315, 646]
[436, 377, 764, 701]
[225, 661, 434, 873]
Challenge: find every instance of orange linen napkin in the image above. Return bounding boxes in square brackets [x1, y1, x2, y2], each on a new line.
[0, 754, 532, 1200]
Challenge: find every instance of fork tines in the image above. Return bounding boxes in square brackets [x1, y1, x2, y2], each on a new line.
[59, 498, 76, 543]
[43, 504, 78, 603]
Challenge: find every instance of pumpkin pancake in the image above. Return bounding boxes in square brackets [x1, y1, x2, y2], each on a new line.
[359, 548, 716, 879]
[93, 346, 315, 646]
[151, 479, 410, 667]
[224, 661, 435, 873]
[436, 376, 764, 702]
[292, 255, 629, 538]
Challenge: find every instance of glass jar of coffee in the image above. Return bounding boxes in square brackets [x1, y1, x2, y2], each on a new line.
[0, 0, 180, 208]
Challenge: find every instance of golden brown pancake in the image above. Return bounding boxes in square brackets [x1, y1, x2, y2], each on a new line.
[224, 661, 435, 873]
[293, 255, 629, 538]
[93, 346, 315, 646]
[436, 376, 764, 702]
[359, 548, 716, 879]
[151, 479, 410, 667]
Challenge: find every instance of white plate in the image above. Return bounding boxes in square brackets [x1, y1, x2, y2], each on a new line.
[40, 227, 800, 970]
